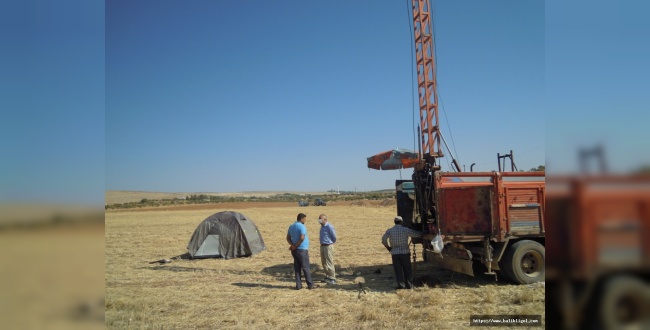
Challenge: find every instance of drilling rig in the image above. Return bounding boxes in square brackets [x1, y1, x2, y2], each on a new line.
[545, 149, 650, 329]
[386, 0, 546, 284]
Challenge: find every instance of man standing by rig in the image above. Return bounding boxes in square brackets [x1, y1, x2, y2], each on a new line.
[287, 213, 316, 290]
[382, 216, 422, 290]
[318, 214, 337, 284]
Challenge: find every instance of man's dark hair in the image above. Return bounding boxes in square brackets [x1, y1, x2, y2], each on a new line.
[297, 213, 307, 221]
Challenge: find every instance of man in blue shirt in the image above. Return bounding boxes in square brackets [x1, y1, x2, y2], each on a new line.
[287, 213, 315, 290]
[318, 214, 337, 284]
[382, 216, 422, 289]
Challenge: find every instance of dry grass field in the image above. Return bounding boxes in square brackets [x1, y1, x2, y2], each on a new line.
[0, 223, 105, 330]
[106, 203, 544, 329]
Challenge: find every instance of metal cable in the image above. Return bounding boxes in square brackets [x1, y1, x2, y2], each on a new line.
[431, 0, 461, 169]
[406, 0, 417, 152]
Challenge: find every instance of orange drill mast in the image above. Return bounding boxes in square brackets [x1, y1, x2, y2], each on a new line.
[412, 0, 442, 164]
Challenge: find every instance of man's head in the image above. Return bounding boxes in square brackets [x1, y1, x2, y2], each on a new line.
[394, 216, 403, 224]
[318, 214, 328, 226]
[297, 213, 307, 223]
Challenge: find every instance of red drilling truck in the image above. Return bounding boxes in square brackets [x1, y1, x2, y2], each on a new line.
[545, 175, 650, 329]
[396, 170, 545, 284]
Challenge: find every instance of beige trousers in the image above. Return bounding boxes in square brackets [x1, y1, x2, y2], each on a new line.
[320, 244, 336, 279]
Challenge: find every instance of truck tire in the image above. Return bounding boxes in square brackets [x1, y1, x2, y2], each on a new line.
[599, 276, 650, 330]
[500, 240, 545, 284]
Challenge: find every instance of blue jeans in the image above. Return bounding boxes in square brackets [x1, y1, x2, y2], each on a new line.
[291, 249, 313, 289]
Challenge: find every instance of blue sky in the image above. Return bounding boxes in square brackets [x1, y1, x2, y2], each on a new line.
[1, 0, 104, 204]
[106, 0, 544, 193]
[546, 0, 650, 173]
[7, 1, 648, 205]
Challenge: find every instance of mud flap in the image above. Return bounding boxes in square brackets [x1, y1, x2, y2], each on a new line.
[424, 249, 475, 277]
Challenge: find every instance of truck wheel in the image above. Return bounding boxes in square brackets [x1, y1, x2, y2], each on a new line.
[600, 276, 650, 330]
[500, 240, 545, 284]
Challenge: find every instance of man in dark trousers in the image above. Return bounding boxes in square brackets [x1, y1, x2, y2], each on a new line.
[287, 213, 316, 290]
[382, 216, 422, 289]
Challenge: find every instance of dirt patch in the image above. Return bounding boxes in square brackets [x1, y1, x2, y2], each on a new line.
[348, 199, 387, 207]
[350, 200, 368, 206]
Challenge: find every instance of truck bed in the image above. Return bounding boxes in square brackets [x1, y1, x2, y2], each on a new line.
[435, 171, 545, 243]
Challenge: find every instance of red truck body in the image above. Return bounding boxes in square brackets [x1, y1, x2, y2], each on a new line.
[397, 171, 545, 284]
[434, 171, 545, 242]
[545, 175, 650, 329]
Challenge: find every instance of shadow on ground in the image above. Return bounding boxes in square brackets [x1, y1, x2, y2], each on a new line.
[144, 255, 518, 293]
[261, 261, 517, 293]
[232, 282, 292, 290]
[172, 253, 192, 260]
[412, 261, 517, 287]
[146, 265, 216, 273]
[262, 261, 513, 292]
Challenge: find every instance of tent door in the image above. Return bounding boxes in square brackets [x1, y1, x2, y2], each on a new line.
[196, 234, 221, 257]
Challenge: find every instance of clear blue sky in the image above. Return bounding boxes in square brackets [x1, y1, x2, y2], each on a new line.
[546, 0, 650, 174]
[106, 0, 544, 193]
[1, 0, 104, 205]
[14, 1, 649, 205]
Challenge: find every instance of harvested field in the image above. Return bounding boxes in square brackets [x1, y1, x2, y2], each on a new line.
[1, 223, 105, 329]
[105, 203, 544, 328]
